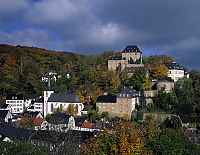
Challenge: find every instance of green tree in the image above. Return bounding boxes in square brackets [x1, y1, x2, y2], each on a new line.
[150, 129, 194, 155]
[88, 109, 98, 122]
[175, 78, 194, 105]
[190, 70, 200, 113]
[0, 141, 48, 155]
[125, 69, 146, 91]
[20, 114, 34, 129]
[81, 122, 151, 155]
[53, 75, 71, 93]
[155, 91, 178, 112]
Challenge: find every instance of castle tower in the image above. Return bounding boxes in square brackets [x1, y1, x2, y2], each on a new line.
[122, 45, 142, 64]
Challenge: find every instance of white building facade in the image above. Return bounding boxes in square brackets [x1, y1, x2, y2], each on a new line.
[6, 95, 24, 114]
[43, 91, 84, 117]
[167, 62, 189, 82]
[0, 110, 12, 122]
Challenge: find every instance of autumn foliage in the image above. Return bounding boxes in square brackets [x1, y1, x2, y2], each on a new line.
[81, 122, 152, 155]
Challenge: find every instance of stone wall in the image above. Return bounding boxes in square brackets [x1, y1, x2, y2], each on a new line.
[97, 97, 135, 120]
[108, 59, 128, 71]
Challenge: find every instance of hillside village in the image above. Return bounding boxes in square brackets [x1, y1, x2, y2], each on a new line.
[0, 44, 200, 154]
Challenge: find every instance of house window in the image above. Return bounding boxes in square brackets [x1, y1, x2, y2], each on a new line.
[51, 104, 53, 112]
[60, 104, 63, 111]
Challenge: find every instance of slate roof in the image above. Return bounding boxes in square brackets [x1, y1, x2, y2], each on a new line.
[31, 130, 65, 143]
[65, 130, 99, 144]
[35, 97, 44, 103]
[167, 62, 184, 70]
[74, 116, 87, 127]
[157, 79, 174, 83]
[0, 124, 33, 141]
[0, 104, 9, 109]
[110, 56, 122, 60]
[96, 95, 117, 103]
[48, 93, 81, 103]
[82, 104, 92, 111]
[118, 87, 140, 97]
[47, 112, 71, 124]
[31, 129, 97, 144]
[6, 94, 23, 100]
[122, 45, 142, 53]
[22, 111, 42, 118]
[0, 110, 9, 120]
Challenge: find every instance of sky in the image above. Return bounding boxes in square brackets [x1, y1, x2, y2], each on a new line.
[0, 0, 200, 69]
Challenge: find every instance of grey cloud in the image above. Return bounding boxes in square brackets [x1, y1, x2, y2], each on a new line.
[0, 0, 28, 14]
[0, 29, 56, 49]
[0, 0, 200, 68]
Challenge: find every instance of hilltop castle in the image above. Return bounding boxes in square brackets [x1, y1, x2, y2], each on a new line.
[108, 45, 144, 71]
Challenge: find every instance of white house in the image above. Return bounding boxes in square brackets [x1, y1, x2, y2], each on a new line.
[27, 97, 43, 113]
[0, 110, 12, 123]
[6, 94, 24, 114]
[43, 91, 84, 117]
[24, 99, 33, 109]
[0, 104, 12, 112]
[41, 71, 62, 83]
[167, 62, 189, 82]
[156, 80, 175, 93]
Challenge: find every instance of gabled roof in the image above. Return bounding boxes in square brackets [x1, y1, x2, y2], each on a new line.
[0, 110, 10, 119]
[48, 93, 81, 103]
[35, 97, 44, 103]
[31, 130, 97, 144]
[96, 95, 117, 103]
[157, 79, 174, 83]
[47, 112, 71, 124]
[74, 116, 87, 127]
[0, 104, 9, 109]
[118, 87, 139, 97]
[110, 56, 122, 60]
[6, 94, 23, 100]
[82, 104, 92, 111]
[22, 111, 43, 118]
[167, 62, 184, 70]
[0, 124, 33, 140]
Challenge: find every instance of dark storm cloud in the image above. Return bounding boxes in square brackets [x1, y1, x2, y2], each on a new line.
[0, 0, 200, 69]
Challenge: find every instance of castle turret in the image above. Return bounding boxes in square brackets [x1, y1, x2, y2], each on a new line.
[122, 45, 142, 64]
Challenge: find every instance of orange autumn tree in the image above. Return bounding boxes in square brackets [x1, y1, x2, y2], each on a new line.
[20, 114, 34, 128]
[81, 122, 152, 155]
[115, 122, 151, 155]
[152, 64, 168, 79]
